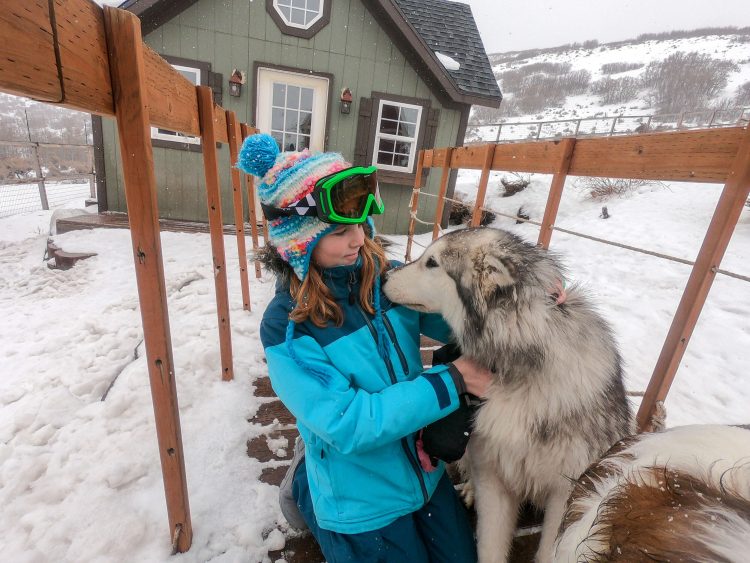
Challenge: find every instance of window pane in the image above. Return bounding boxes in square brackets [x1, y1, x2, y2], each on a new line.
[400, 107, 419, 124]
[271, 108, 285, 131]
[309, 0, 321, 10]
[299, 112, 312, 135]
[277, 0, 292, 6]
[279, 5, 292, 19]
[397, 122, 416, 138]
[287, 85, 300, 109]
[381, 104, 399, 120]
[283, 134, 297, 151]
[272, 83, 286, 107]
[394, 141, 412, 155]
[291, 0, 306, 7]
[176, 68, 199, 85]
[300, 88, 314, 111]
[378, 139, 395, 152]
[285, 111, 299, 133]
[272, 132, 283, 150]
[291, 8, 306, 25]
[393, 153, 410, 168]
[377, 151, 394, 166]
[379, 119, 398, 135]
[298, 135, 310, 150]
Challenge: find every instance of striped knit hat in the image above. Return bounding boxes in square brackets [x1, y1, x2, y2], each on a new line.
[237, 133, 352, 281]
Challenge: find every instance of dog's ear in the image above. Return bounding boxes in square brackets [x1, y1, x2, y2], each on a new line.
[469, 246, 518, 303]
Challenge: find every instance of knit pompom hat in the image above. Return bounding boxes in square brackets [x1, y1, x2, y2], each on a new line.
[237, 133, 352, 281]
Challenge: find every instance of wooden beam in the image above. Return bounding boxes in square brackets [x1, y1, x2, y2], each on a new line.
[212, 103, 228, 144]
[427, 129, 744, 183]
[0, 1, 61, 102]
[537, 138, 576, 249]
[431, 148, 453, 240]
[196, 85, 234, 381]
[636, 124, 750, 432]
[470, 144, 496, 227]
[405, 150, 425, 262]
[226, 111, 251, 311]
[102, 6, 192, 552]
[54, 0, 114, 116]
[240, 124, 263, 279]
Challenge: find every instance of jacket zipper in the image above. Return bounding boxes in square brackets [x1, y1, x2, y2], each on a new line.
[382, 315, 409, 375]
[353, 299, 428, 505]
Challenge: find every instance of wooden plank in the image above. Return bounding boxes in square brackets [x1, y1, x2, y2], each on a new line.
[430, 148, 450, 168]
[470, 144, 496, 227]
[491, 140, 569, 174]
[636, 124, 750, 432]
[451, 144, 493, 169]
[422, 149, 434, 168]
[431, 148, 453, 240]
[102, 6, 192, 552]
[196, 85, 234, 382]
[537, 138, 576, 249]
[240, 124, 263, 279]
[142, 44, 200, 136]
[405, 150, 424, 262]
[569, 128, 743, 182]
[54, 0, 114, 117]
[212, 103, 228, 144]
[226, 111, 251, 311]
[0, 1, 61, 101]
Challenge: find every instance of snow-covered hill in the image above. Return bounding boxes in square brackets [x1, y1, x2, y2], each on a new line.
[469, 30, 750, 141]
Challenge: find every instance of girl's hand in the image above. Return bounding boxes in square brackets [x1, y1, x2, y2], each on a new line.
[452, 356, 494, 398]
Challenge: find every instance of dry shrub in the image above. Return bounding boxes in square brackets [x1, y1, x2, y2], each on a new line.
[577, 177, 662, 201]
[591, 76, 642, 104]
[522, 62, 571, 75]
[448, 195, 496, 226]
[735, 81, 750, 107]
[500, 173, 530, 197]
[643, 52, 739, 112]
[600, 62, 643, 74]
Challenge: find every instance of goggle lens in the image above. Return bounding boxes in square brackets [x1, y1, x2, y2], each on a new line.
[328, 173, 380, 219]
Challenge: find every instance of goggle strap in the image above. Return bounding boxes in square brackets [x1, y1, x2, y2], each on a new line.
[261, 197, 318, 220]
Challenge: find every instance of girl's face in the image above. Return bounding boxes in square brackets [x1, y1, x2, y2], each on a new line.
[312, 224, 365, 268]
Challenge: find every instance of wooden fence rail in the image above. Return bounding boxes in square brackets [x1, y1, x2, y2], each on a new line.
[0, 0, 262, 552]
[408, 125, 750, 433]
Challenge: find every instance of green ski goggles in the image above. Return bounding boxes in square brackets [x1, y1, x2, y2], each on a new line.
[261, 166, 384, 224]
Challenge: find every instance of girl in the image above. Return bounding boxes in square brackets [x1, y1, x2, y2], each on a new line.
[238, 134, 492, 562]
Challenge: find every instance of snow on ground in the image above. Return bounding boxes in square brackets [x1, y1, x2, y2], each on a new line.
[1, 176, 749, 561]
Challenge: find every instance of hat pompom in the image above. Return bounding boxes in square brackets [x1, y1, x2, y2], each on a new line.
[237, 133, 280, 178]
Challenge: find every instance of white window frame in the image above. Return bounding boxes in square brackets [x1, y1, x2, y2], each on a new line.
[150, 64, 201, 146]
[372, 99, 423, 173]
[272, 0, 324, 30]
[256, 67, 329, 152]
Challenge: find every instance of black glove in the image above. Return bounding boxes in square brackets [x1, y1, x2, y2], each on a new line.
[419, 344, 482, 466]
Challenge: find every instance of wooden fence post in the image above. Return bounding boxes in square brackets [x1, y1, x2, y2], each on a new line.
[196, 85, 234, 381]
[636, 124, 750, 431]
[431, 148, 453, 240]
[469, 144, 496, 227]
[239, 124, 263, 278]
[102, 6, 192, 552]
[405, 150, 425, 262]
[226, 111, 251, 311]
[537, 138, 576, 249]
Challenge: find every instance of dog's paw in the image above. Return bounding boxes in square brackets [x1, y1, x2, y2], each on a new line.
[458, 478, 475, 508]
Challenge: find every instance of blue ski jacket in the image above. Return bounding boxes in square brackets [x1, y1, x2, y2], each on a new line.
[260, 259, 465, 534]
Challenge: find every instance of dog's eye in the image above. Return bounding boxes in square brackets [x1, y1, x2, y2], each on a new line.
[425, 257, 439, 269]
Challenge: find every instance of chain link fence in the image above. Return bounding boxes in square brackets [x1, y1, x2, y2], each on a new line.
[0, 93, 95, 218]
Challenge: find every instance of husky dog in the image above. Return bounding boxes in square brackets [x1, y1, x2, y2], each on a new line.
[555, 424, 750, 562]
[384, 227, 633, 563]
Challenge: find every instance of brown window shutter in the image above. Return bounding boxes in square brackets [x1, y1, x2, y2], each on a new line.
[208, 71, 224, 106]
[354, 97, 373, 166]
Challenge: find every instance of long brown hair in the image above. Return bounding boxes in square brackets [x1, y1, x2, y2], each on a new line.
[289, 236, 388, 327]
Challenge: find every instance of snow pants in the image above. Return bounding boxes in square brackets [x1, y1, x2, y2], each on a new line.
[292, 459, 477, 563]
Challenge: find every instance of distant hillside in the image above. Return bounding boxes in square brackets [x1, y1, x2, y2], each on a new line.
[472, 27, 750, 128]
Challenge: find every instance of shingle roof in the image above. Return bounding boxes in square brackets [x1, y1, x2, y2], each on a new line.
[393, 0, 502, 102]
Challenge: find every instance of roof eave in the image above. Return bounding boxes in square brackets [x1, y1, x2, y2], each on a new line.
[373, 0, 501, 107]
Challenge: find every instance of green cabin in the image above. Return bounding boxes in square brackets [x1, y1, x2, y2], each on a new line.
[96, 0, 501, 234]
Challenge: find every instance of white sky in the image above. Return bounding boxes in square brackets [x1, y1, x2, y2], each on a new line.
[456, 0, 750, 53]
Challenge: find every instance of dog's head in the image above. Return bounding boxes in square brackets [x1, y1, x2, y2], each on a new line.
[384, 228, 540, 326]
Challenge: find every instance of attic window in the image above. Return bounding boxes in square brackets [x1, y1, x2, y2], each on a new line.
[266, 0, 330, 38]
